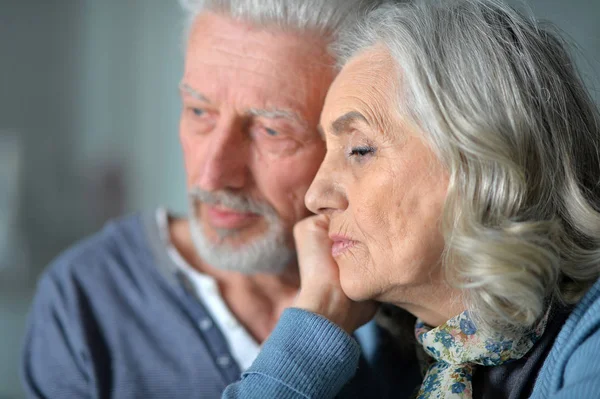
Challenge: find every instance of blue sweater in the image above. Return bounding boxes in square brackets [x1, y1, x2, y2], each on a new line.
[22, 212, 419, 398]
[224, 280, 600, 398]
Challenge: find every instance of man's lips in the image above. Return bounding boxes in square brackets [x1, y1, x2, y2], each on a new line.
[329, 234, 358, 257]
[205, 205, 260, 229]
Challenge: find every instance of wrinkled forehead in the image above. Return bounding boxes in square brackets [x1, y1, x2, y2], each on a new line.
[322, 46, 399, 128]
[188, 14, 328, 69]
[183, 12, 337, 122]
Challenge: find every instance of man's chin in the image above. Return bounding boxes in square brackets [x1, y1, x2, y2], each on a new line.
[202, 229, 251, 249]
[187, 198, 294, 274]
[189, 220, 294, 275]
[201, 219, 271, 248]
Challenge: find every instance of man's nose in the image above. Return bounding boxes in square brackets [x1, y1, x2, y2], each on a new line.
[196, 122, 249, 192]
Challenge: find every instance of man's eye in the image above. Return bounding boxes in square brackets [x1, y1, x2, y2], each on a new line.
[349, 146, 375, 157]
[265, 128, 279, 137]
[191, 108, 205, 116]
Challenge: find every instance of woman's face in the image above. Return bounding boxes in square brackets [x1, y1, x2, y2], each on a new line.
[305, 47, 451, 309]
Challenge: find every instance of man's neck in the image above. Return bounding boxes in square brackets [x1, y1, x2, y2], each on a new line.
[169, 217, 299, 342]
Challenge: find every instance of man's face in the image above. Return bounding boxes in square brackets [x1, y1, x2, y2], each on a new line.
[179, 12, 334, 273]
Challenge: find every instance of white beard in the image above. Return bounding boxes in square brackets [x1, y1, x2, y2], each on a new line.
[187, 188, 295, 275]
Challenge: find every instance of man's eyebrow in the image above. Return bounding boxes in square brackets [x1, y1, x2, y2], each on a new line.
[331, 111, 369, 135]
[179, 82, 211, 103]
[178, 82, 306, 126]
[247, 108, 308, 128]
[248, 108, 296, 120]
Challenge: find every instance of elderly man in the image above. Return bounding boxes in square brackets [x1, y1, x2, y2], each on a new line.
[21, 0, 420, 398]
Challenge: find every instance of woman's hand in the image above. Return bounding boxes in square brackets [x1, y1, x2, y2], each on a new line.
[292, 215, 378, 334]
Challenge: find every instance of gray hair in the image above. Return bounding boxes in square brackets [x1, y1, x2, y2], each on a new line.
[179, 0, 382, 44]
[336, 0, 600, 332]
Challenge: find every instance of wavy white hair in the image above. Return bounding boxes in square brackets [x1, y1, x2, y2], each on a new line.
[179, 0, 382, 43]
[336, 0, 600, 332]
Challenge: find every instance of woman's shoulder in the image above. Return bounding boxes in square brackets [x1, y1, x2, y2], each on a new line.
[559, 278, 600, 343]
[531, 278, 600, 398]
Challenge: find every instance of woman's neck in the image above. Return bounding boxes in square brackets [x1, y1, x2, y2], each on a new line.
[389, 282, 465, 327]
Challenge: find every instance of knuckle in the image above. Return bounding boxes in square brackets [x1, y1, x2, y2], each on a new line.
[293, 220, 307, 239]
[293, 216, 319, 238]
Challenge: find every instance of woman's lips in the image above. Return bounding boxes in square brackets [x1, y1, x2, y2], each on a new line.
[329, 235, 358, 257]
[205, 205, 259, 229]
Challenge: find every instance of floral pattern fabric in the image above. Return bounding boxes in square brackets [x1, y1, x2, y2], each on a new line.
[415, 310, 549, 398]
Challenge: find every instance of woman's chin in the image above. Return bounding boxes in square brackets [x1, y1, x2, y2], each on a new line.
[339, 276, 376, 303]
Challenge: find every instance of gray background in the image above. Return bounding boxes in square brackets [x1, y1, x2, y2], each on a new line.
[1, 1, 598, 397]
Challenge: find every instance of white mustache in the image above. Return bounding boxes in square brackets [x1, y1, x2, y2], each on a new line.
[188, 187, 277, 218]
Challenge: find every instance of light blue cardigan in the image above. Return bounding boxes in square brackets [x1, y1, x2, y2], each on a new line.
[223, 278, 600, 398]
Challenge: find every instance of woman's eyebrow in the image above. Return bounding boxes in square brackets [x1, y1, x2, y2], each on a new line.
[330, 111, 369, 136]
[317, 111, 369, 140]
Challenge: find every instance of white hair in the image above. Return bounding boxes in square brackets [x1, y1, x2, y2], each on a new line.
[336, 0, 600, 332]
[178, 0, 383, 274]
[179, 0, 382, 44]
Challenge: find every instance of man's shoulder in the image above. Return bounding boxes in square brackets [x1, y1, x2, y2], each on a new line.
[40, 212, 155, 294]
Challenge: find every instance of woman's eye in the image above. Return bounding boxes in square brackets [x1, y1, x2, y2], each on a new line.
[349, 146, 375, 157]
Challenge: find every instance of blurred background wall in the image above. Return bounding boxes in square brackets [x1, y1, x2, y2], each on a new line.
[0, 1, 186, 397]
[0, 0, 598, 397]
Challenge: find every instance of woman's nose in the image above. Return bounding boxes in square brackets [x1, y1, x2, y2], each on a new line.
[305, 158, 348, 215]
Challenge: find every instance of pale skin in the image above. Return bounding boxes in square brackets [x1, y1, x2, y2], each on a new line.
[295, 46, 465, 333]
[171, 12, 335, 342]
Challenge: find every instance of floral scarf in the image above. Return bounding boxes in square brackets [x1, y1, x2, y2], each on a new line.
[414, 310, 549, 398]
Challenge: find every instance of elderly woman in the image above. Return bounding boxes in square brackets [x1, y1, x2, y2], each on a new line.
[224, 0, 600, 397]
